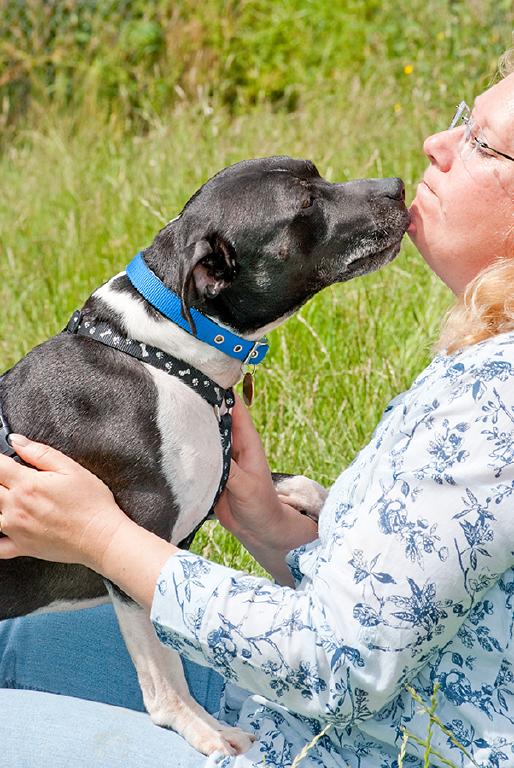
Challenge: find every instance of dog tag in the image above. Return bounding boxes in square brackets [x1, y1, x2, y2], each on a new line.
[242, 372, 254, 407]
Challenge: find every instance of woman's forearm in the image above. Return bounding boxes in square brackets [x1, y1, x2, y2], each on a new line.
[94, 512, 316, 601]
[90, 518, 180, 610]
[92, 505, 317, 603]
[238, 539, 297, 587]
[233, 508, 318, 586]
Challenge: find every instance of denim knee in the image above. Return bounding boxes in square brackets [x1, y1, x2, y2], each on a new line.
[0, 605, 224, 715]
[0, 606, 145, 709]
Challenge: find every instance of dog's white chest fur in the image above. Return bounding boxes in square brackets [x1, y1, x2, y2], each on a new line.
[93, 273, 240, 544]
[145, 366, 223, 544]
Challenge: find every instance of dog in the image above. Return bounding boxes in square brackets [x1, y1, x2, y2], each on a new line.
[0, 156, 409, 755]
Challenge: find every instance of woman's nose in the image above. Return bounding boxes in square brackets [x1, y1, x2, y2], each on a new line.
[423, 128, 460, 172]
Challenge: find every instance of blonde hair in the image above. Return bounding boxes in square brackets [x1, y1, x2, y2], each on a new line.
[436, 49, 514, 355]
[499, 47, 514, 77]
[437, 259, 514, 354]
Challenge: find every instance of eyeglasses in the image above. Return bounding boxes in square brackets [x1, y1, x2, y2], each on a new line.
[449, 101, 514, 163]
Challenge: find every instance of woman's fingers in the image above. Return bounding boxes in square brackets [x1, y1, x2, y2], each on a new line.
[222, 459, 248, 503]
[0, 485, 23, 556]
[0, 535, 25, 559]
[0, 453, 24, 489]
[0, 434, 73, 490]
[227, 457, 245, 486]
[214, 488, 232, 529]
[230, 396, 258, 454]
[8, 435, 75, 473]
[230, 396, 269, 473]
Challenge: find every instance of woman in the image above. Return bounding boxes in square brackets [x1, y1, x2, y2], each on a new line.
[0, 58, 513, 767]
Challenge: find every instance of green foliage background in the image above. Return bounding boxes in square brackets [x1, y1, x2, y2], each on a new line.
[0, 2, 512, 573]
[1, 0, 511, 127]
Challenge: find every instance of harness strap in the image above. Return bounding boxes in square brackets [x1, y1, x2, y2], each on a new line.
[0, 395, 20, 463]
[65, 311, 234, 546]
[66, 311, 234, 410]
[0, 314, 234, 547]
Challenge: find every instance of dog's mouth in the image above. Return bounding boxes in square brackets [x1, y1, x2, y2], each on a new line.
[316, 215, 409, 289]
[342, 206, 411, 279]
[345, 233, 404, 278]
[336, 227, 408, 283]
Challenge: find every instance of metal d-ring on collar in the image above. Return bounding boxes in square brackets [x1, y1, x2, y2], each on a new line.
[125, 252, 269, 365]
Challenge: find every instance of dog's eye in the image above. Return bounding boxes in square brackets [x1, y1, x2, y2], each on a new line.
[300, 195, 315, 210]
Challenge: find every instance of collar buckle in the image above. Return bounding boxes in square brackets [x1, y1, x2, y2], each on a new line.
[243, 338, 268, 365]
[66, 311, 82, 335]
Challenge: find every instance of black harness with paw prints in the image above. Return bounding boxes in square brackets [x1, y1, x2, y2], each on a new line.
[0, 313, 235, 548]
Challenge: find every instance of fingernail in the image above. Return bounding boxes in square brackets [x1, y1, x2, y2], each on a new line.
[9, 434, 29, 446]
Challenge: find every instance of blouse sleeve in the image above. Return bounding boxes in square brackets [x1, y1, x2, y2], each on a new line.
[150, 346, 514, 725]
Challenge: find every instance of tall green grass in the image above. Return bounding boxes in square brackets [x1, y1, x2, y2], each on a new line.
[1, 0, 511, 130]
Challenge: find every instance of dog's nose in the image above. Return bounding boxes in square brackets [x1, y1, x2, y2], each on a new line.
[381, 178, 405, 202]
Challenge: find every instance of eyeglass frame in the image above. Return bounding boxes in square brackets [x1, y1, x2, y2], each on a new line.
[449, 100, 514, 163]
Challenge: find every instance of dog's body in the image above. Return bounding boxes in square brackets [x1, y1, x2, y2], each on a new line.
[0, 157, 409, 754]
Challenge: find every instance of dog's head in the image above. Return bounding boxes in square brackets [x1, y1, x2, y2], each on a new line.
[143, 156, 410, 335]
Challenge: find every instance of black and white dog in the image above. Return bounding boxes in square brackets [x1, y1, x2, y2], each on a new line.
[0, 156, 409, 755]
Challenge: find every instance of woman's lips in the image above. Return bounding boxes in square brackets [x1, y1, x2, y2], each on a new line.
[408, 177, 438, 234]
[407, 205, 418, 233]
[420, 178, 436, 196]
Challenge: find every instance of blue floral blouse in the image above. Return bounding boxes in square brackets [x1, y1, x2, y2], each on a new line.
[151, 332, 514, 767]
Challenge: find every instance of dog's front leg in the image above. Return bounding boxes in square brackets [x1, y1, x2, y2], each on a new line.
[107, 587, 254, 757]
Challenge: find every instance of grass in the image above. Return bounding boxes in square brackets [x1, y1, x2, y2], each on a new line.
[1, 0, 510, 126]
[399, 685, 480, 768]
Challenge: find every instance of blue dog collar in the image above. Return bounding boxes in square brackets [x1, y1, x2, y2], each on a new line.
[126, 252, 269, 365]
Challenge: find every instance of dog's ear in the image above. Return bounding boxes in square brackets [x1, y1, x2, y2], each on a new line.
[180, 235, 238, 331]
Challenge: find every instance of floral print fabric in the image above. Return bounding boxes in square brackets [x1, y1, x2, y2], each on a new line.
[151, 332, 514, 767]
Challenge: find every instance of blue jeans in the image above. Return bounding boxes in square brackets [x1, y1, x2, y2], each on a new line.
[0, 604, 225, 767]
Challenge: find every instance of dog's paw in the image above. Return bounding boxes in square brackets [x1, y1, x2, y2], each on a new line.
[212, 723, 256, 756]
[148, 688, 255, 756]
[272, 473, 328, 522]
[182, 719, 255, 756]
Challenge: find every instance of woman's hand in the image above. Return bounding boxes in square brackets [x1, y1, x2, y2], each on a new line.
[215, 397, 287, 545]
[215, 397, 318, 584]
[0, 435, 129, 569]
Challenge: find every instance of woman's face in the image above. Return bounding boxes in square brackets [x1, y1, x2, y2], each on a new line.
[408, 73, 514, 294]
